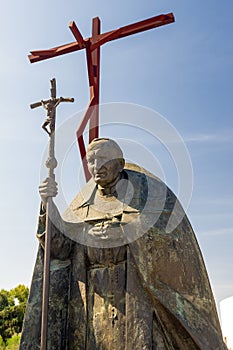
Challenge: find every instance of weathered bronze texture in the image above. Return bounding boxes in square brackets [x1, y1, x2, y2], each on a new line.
[28, 13, 175, 180]
[20, 139, 227, 350]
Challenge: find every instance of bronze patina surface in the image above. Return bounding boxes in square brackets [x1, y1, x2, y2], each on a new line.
[20, 139, 227, 349]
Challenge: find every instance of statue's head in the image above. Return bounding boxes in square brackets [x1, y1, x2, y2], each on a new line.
[86, 138, 125, 187]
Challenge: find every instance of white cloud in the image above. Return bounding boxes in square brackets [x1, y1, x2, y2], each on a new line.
[200, 228, 233, 237]
[184, 131, 233, 144]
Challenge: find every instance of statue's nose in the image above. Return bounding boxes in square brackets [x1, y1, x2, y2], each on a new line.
[94, 158, 105, 170]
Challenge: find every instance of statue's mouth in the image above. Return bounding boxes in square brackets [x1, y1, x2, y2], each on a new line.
[95, 171, 106, 178]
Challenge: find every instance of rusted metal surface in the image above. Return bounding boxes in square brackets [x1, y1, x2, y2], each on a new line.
[28, 13, 175, 181]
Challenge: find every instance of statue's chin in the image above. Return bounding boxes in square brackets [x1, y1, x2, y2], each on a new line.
[94, 176, 106, 185]
[95, 177, 119, 189]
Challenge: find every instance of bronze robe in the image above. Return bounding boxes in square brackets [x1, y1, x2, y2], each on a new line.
[20, 164, 227, 350]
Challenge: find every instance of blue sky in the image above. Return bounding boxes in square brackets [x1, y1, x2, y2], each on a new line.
[0, 0, 232, 314]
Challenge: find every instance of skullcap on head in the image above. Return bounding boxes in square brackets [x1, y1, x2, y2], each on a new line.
[87, 138, 124, 158]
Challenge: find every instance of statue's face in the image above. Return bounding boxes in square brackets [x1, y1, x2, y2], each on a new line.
[86, 143, 124, 187]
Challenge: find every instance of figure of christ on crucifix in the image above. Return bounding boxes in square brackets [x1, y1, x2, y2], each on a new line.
[28, 13, 175, 180]
[30, 88, 74, 136]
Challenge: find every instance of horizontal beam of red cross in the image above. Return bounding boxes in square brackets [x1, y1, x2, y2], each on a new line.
[29, 13, 175, 180]
[29, 13, 174, 62]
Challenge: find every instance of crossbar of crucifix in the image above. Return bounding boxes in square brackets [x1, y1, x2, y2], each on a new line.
[29, 13, 175, 180]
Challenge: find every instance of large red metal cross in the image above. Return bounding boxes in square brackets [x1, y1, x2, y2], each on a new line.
[29, 13, 175, 180]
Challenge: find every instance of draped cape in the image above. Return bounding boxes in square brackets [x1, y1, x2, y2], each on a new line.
[20, 164, 227, 350]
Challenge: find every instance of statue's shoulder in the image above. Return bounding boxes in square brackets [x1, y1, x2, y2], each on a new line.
[125, 163, 184, 217]
[124, 162, 162, 183]
[69, 162, 170, 208]
[124, 162, 170, 199]
[67, 162, 179, 215]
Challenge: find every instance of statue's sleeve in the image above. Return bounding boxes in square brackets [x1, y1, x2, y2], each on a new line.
[36, 202, 74, 260]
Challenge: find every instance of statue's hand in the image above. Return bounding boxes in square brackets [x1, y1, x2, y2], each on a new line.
[39, 177, 58, 206]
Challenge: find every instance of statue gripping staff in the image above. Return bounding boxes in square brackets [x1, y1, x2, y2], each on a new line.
[20, 138, 227, 350]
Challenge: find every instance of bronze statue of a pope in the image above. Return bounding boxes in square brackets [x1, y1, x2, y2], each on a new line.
[20, 138, 227, 350]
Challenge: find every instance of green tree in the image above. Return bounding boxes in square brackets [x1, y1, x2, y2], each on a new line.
[0, 335, 5, 349]
[0, 291, 13, 312]
[0, 285, 28, 344]
[9, 285, 29, 304]
[6, 334, 20, 349]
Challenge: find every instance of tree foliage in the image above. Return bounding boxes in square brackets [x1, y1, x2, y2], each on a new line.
[0, 285, 29, 344]
[5, 334, 21, 349]
[0, 334, 21, 350]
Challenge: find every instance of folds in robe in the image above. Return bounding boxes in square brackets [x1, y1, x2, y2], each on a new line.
[20, 164, 227, 350]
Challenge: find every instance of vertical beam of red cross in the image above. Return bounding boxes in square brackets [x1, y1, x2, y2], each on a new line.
[89, 17, 100, 142]
[75, 17, 101, 180]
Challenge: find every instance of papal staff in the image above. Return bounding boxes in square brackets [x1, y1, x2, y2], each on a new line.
[30, 78, 74, 350]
